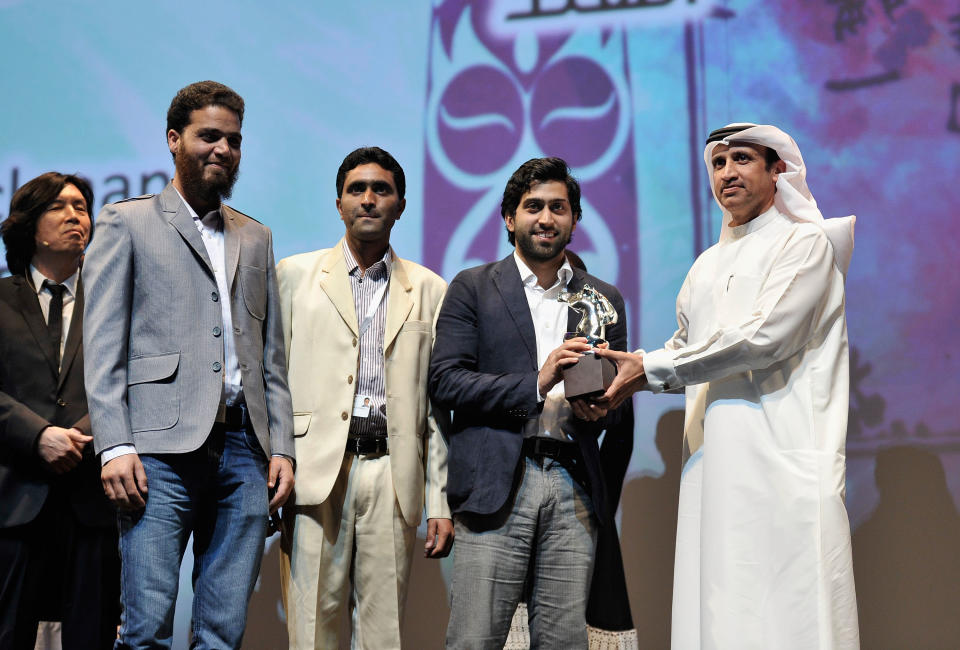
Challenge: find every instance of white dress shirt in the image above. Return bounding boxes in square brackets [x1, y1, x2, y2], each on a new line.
[176, 189, 243, 406]
[29, 264, 78, 369]
[513, 252, 575, 440]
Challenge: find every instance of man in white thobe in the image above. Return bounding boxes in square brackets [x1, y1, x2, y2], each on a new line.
[597, 124, 860, 649]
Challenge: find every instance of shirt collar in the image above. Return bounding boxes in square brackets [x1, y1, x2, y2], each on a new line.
[513, 251, 573, 292]
[173, 186, 221, 230]
[28, 263, 78, 298]
[725, 204, 779, 241]
[341, 240, 392, 279]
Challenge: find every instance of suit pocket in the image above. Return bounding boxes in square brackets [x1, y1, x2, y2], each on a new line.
[239, 265, 267, 320]
[293, 411, 311, 438]
[127, 352, 180, 432]
[399, 320, 430, 333]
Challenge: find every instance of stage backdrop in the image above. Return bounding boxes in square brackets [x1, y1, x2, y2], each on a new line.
[2, 1, 958, 648]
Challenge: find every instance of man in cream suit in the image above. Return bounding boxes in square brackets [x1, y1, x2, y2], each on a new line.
[82, 81, 295, 649]
[278, 147, 453, 649]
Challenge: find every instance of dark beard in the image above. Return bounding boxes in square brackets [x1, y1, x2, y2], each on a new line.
[176, 153, 239, 209]
[515, 228, 573, 263]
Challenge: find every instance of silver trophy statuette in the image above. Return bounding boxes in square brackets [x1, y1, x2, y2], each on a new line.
[559, 284, 619, 344]
[558, 284, 619, 399]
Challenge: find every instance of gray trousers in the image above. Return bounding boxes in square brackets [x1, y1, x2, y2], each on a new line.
[446, 456, 598, 649]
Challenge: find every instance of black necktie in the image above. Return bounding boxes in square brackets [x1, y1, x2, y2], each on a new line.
[44, 281, 66, 369]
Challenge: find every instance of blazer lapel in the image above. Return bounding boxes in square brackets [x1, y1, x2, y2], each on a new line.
[318, 241, 359, 337]
[57, 277, 84, 389]
[492, 256, 537, 368]
[222, 205, 241, 294]
[15, 275, 59, 377]
[384, 252, 413, 353]
[161, 185, 215, 278]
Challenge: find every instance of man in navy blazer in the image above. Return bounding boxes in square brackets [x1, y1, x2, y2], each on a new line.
[429, 157, 628, 648]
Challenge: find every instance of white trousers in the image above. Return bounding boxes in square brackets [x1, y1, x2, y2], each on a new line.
[281, 453, 417, 650]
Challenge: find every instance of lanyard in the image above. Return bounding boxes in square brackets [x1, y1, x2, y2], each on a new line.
[358, 260, 391, 340]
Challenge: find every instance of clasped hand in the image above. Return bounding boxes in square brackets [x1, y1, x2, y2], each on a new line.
[537, 337, 608, 422]
[37, 426, 91, 474]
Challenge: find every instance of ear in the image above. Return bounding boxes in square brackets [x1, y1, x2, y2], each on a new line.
[167, 129, 180, 156]
[395, 198, 406, 220]
[504, 212, 516, 233]
[336, 197, 344, 219]
[772, 159, 787, 180]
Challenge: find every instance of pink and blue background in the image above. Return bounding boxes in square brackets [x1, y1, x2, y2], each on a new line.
[2, 1, 957, 646]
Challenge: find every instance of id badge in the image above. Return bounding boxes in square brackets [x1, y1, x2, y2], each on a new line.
[352, 394, 372, 418]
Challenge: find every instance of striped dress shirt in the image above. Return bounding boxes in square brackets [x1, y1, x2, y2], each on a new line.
[343, 241, 390, 438]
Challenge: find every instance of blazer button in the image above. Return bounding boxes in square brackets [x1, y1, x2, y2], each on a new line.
[347, 375, 353, 384]
[211, 291, 219, 302]
[57, 398, 67, 407]
[352, 338, 357, 347]
[213, 326, 222, 337]
[341, 411, 349, 421]
[212, 361, 222, 372]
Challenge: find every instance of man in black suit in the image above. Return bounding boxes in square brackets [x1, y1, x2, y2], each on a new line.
[429, 157, 628, 648]
[0, 172, 119, 649]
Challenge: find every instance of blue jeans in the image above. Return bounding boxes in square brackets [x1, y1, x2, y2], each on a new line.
[115, 426, 269, 650]
[446, 455, 598, 649]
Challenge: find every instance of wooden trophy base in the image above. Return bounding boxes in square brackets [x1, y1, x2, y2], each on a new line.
[563, 350, 617, 399]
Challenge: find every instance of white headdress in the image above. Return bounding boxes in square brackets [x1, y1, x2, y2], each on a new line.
[703, 123, 855, 274]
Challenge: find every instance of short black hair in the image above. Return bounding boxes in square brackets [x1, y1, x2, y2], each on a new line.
[500, 157, 582, 245]
[166, 81, 244, 160]
[335, 147, 406, 201]
[762, 146, 781, 169]
[1, 172, 94, 275]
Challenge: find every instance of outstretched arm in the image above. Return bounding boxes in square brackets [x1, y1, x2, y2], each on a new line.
[646, 226, 843, 393]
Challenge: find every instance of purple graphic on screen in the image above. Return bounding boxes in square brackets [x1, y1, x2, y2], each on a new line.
[764, 2, 960, 445]
[424, 1, 641, 343]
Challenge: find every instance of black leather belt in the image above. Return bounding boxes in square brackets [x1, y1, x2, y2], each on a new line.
[522, 437, 579, 462]
[345, 435, 389, 455]
[215, 403, 247, 429]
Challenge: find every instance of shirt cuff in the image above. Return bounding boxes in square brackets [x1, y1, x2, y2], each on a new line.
[101, 443, 136, 466]
[642, 348, 681, 393]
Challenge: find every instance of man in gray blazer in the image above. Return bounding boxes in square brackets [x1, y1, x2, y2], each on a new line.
[82, 80, 295, 649]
